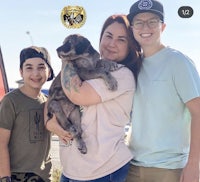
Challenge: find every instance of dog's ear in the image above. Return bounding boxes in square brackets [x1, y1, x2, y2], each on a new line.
[75, 37, 90, 55]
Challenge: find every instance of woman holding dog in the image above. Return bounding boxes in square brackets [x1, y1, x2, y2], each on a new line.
[45, 14, 142, 182]
[0, 46, 54, 182]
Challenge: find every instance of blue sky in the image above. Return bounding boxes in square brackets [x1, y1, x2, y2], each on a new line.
[0, 0, 199, 89]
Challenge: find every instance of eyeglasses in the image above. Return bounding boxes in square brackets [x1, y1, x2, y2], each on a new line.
[131, 18, 163, 30]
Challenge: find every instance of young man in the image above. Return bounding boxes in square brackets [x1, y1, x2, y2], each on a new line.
[126, 0, 200, 182]
[0, 46, 54, 182]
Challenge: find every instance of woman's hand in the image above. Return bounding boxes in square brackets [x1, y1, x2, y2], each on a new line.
[46, 115, 73, 143]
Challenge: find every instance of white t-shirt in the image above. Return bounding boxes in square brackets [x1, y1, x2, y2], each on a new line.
[60, 66, 135, 180]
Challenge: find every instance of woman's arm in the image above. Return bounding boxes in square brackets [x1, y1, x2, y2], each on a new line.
[61, 61, 101, 106]
[0, 128, 11, 177]
[44, 102, 72, 142]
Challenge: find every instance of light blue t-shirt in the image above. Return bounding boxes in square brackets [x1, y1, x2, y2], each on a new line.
[129, 47, 200, 169]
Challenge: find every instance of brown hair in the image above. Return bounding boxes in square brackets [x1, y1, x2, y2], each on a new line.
[99, 14, 142, 83]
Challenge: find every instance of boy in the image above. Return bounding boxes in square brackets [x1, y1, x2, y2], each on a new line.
[0, 46, 54, 182]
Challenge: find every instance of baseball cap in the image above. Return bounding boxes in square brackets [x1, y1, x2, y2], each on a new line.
[127, 0, 164, 23]
[20, 46, 54, 81]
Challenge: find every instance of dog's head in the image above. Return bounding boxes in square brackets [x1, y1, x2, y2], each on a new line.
[57, 34, 100, 69]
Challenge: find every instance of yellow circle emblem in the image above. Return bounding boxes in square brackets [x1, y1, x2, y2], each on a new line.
[61, 6, 86, 29]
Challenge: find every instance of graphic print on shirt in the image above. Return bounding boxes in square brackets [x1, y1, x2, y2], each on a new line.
[29, 109, 44, 142]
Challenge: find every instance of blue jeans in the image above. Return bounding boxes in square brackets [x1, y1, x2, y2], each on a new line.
[60, 162, 130, 182]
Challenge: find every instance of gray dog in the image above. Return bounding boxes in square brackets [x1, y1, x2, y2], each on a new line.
[47, 34, 120, 154]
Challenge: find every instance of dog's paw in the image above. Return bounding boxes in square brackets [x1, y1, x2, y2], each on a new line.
[78, 141, 87, 154]
[107, 77, 118, 91]
[100, 60, 119, 72]
[108, 61, 119, 71]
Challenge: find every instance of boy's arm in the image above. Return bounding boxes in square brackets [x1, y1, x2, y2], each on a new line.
[0, 128, 11, 177]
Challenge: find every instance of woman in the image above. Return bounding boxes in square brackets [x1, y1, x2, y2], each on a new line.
[45, 14, 141, 182]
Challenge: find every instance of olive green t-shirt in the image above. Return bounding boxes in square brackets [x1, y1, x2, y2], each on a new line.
[0, 89, 52, 181]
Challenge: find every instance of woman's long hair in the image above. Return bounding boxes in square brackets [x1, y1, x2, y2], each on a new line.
[99, 14, 142, 84]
